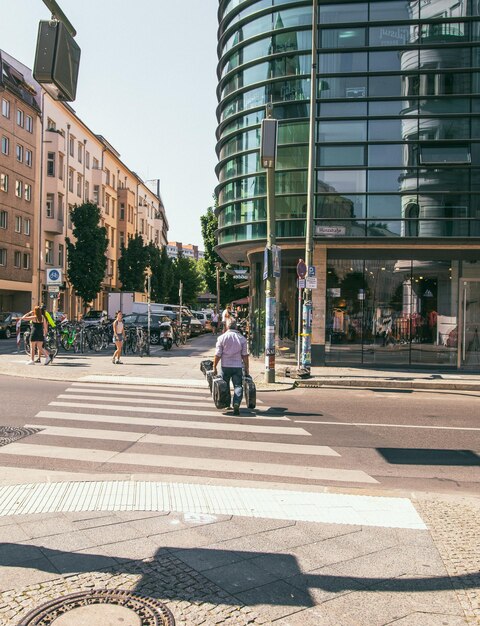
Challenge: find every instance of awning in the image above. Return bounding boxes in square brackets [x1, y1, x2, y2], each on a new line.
[232, 296, 249, 305]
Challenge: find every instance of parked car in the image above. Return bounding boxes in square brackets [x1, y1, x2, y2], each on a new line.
[0, 312, 28, 338]
[122, 313, 174, 345]
[193, 310, 212, 332]
[82, 310, 108, 326]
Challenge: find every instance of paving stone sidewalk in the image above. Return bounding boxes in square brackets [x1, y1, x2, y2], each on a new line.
[1, 497, 478, 626]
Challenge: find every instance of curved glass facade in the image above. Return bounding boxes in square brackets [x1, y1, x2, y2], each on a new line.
[216, 0, 480, 248]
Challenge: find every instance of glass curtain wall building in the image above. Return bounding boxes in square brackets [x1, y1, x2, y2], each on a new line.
[216, 0, 480, 369]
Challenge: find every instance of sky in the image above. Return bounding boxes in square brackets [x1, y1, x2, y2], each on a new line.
[1, 0, 220, 247]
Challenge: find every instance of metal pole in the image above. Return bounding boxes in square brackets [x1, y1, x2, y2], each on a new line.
[301, 0, 318, 373]
[264, 105, 276, 384]
[147, 271, 151, 348]
[297, 285, 302, 368]
[41, 0, 77, 36]
[216, 263, 221, 314]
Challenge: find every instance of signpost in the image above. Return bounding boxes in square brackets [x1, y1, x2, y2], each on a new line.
[296, 259, 306, 368]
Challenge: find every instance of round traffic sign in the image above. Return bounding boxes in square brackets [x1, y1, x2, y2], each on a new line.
[296, 259, 307, 279]
[48, 269, 60, 281]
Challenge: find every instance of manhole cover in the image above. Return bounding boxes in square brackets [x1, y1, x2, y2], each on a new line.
[17, 590, 175, 626]
[0, 426, 41, 448]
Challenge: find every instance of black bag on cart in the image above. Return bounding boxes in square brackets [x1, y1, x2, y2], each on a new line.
[200, 359, 214, 376]
[212, 375, 231, 409]
[206, 369, 215, 393]
[243, 374, 256, 409]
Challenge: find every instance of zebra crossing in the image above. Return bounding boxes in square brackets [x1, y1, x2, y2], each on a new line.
[0, 381, 378, 485]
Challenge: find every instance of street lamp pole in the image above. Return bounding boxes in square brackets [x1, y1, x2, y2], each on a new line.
[146, 266, 152, 354]
[300, 0, 318, 373]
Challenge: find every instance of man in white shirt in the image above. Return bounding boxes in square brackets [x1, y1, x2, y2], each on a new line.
[213, 318, 249, 415]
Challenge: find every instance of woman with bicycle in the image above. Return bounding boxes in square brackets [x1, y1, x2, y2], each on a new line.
[22, 306, 51, 365]
[112, 310, 124, 364]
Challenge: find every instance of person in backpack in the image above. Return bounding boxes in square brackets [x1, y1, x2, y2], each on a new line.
[213, 318, 249, 415]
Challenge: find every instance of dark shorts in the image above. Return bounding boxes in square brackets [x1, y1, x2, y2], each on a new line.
[114, 334, 124, 342]
[211, 322, 218, 327]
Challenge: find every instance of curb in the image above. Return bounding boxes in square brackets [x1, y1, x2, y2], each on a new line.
[295, 378, 480, 391]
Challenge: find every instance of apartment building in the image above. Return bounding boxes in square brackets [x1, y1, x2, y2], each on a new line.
[0, 52, 40, 311]
[166, 241, 204, 261]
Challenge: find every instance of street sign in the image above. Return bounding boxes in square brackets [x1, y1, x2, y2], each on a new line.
[306, 277, 317, 289]
[296, 259, 307, 279]
[308, 266, 316, 277]
[49, 293, 59, 299]
[263, 248, 269, 281]
[298, 278, 306, 289]
[48, 285, 60, 293]
[46, 268, 62, 285]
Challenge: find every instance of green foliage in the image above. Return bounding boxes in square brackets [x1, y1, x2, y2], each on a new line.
[168, 254, 203, 306]
[65, 203, 108, 309]
[118, 234, 149, 292]
[147, 243, 174, 303]
[200, 205, 238, 306]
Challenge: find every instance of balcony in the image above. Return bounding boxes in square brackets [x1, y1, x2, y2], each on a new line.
[91, 167, 106, 186]
[44, 216, 64, 235]
[44, 129, 65, 153]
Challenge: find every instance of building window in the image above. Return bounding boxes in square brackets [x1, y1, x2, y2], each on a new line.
[0, 210, 7, 229]
[85, 151, 90, 169]
[120, 203, 125, 220]
[24, 183, 32, 201]
[93, 185, 100, 205]
[15, 216, 21, 233]
[105, 193, 110, 214]
[85, 181, 90, 201]
[69, 135, 75, 157]
[46, 193, 54, 218]
[25, 149, 32, 167]
[112, 174, 115, 189]
[16, 109, 24, 127]
[2, 98, 10, 118]
[24, 218, 31, 235]
[45, 240, 53, 265]
[15, 180, 23, 198]
[58, 243, 64, 266]
[46, 118, 56, 130]
[57, 193, 64, 220]
[16, 144, 23, 163]
[14, 251, 21, 268]
[77, 141, 83, 163]
[1, 136, 9, 155]
[58, 153, 64, 180]
[105, 168, 110, 186]
[77, 173, 82, 197]
[68, 168, 74, 193]
[23, 253, 30, 270]
[25, 115, 33, 133]
[47, 152, 55, 176]
[92, 157, 99, 169]
[0, 249, 6, 266]
[110, 227, 115, 247]
[0, 173, 8, 192]
[112, 198, 116, 219]
[120, 231, 125, 248]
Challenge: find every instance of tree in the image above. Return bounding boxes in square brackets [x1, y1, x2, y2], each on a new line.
[169, 254, 203, 306]
[200, 205, 238, 306]
[118, 234, 148, 292]
[66, 203, 108, 311]
[147, 243, 174, 303]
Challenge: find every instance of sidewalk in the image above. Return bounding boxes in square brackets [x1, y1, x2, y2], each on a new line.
[1, 333, 480, 391]
[0, 334, 479, 624]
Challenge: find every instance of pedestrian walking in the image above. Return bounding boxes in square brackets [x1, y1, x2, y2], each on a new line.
[211, 310, 219, 335]
[213, 318, 249, 415]
[22, 306, 51, 365]
[112, 310, 124, 364]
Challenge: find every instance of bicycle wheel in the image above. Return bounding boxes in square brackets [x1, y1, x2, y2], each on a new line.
[45, 333, 58, 358]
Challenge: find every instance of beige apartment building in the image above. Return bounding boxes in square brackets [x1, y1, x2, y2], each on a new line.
[0, 52, 41, 312]
[39, 98, 168, 318]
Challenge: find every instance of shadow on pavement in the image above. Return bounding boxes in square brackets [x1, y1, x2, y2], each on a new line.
[377, 448, 480, 466]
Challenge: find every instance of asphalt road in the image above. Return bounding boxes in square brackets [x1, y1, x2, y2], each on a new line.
[0, 374, 479, 496]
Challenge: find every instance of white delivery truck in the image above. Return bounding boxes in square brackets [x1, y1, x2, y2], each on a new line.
[107, 292, 136, 319]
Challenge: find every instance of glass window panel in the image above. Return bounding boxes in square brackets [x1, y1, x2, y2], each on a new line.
[369, 25, 411, 46]
[369, 100, 416, 116]
[369, 74, 403, 97]
[369, 119, 403, 140]
[367, 195, 403, 218]
[319, 52, 367, 74]
[317, 170, 366, 193]
[369, 1, 411, 21]
[369, 50, 403, 72]
[367, 221, 402, 236]
[368, 169, 403, 192]
[319, 120, 367, 142]
[319, 3, 368, 24]
[316, 194, 365, 218]
[273, 100, 310, 119]
[419, 98, 470, 114]
[275, 195, 307, 218]
[321, 28, 366, 49]
[275, 170, 308, 194]
[420, 21, 466, 42]
[419, 48, 471, 70]
[420, 145, 470, 164]
[276, 145, 308, 169]
[318, 145, 366, 166]
[319, 101, 367, 117]
[418, 168, 471, 191]
[368, 144, 404, 166]
[278, 121, 309, 143]
[320, 76, 368, 99]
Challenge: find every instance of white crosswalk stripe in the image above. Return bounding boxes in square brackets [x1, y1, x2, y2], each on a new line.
[0, 382, 378, 485]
